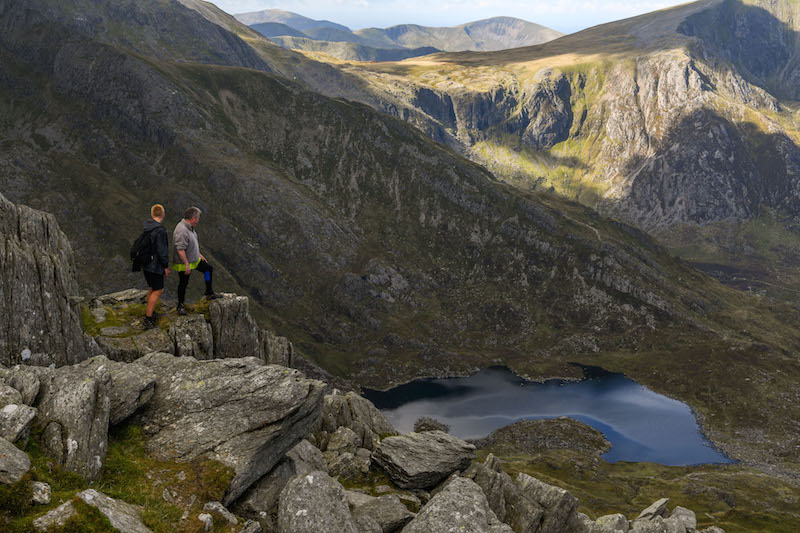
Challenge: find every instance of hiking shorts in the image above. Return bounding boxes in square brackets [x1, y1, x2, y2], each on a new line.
[143, 270, 165, 291]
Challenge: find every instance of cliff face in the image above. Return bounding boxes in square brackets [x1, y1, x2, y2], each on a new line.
[0, 193, 93, 366]
[334, 0, 800, 235]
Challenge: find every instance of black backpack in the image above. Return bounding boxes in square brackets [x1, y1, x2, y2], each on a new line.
[130, 229, 156, 272]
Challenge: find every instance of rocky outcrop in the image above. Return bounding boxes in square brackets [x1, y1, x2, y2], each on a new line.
[401, 476, 512, 533]
[0, 436, 30, 484]
[277, 470, 360, 533]
[372, 431, 476, 489]
[0, 403, 37, 444]
[80, 357, 156, 426]
[96, 328, 174, 363]
[517, 473, 579, 533]
[135, 352, 325, 504]
[170, 315, 214, 360]
[32, 356, 112, 481]
[235, 440, 328, 530]
[32, 489, 151, 533]
[0, 193, 93, 367]
[314, 391, 396, 452]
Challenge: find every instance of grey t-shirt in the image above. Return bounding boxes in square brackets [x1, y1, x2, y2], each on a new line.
[172, 219, 200, 265]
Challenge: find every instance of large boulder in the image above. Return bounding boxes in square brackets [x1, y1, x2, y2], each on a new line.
[81, 357, 156, 426]
[169, 314, 214, 360]
[95, 328, 174, 363]
[516, 473, 579, 533]
[0, 383, 22, 406]
[400, 477, 512, 533]
[346, 491, 415, 533]
[209, 294, 261, 359]
[235, 440, 328, 530]
[592, 514, 629, 532]
[464, 454, 544, 532]
[0, 436, 30, 485]
[0, 403, 37, 444]
[372, 431, 476, 489]
[261, 329, 293, 366]
[32, 356, 112, 481]
[277, 470, 360, 533]
[317, 392, 396, 451]
[135, 353, 325, 504]
[32, 489, 151, 532]
[636, 498, 670, 521]
[0, 193, 92, 367]
[0, 365, 40, 405]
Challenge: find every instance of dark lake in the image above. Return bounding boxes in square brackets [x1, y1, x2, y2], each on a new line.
[363, 366, 732, 466]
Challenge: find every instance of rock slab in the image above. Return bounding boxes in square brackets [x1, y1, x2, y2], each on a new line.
[33, 489, 152, 532]
[136, 352, 325, 504]
[0, 436, 30, 485]
[277, 470, 359, 533]
[372, 431, 476, 489]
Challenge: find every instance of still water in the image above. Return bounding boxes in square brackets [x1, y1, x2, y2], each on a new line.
[363, 366, 732, 466]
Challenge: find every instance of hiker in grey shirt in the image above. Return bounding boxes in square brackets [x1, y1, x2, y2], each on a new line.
[171, 206, 219, 315]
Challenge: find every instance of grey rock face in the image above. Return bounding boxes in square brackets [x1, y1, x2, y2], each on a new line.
[260, 329, 293, 366]
[637, 498, 670, 520]
[33, 356, 112, 481]
[82, 357, 156, 426]
[0, 403, 37, 444]
[170, 314, 214, 360]
[31, 481, 52, 505]
[96, 328, 175, 363]
[328, 426, 360, 455]
[0, 436, 30, 485]
[327, 451, 362, 481]
[316, 391, 396, 451]
[0, 365, 40, 405]
[629, 516, 684, 533]
[277, 470, 359, 533]
[464, 454, 544, 532]
[347, 491, 415, 533]
[0, 383, 22, 407]
[670, 506, 697, 531]
[210, 294, 262, 359]
[372, 431, 476, 489]
[517, 473, 579, 533]
[135, 352, 325, 504]
[236, 439, 328, 530]
[400, 476, 512, 533]
[33, 489, 153, 533]
[354, 513, 383, 533]
[0, 193, 92, 367]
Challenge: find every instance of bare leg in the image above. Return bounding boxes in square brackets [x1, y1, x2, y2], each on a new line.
[146, 289, 163, 318]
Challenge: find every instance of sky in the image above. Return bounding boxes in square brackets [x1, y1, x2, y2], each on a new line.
[208, 0, 689, 34]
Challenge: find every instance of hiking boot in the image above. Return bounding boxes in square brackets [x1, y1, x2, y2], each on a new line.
[143, 316, 157, 330]
[203, 292, 221, 300]
[176, 304, 187, 316]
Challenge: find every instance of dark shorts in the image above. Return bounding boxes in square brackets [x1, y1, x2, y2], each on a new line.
[143, 270, 164, 291]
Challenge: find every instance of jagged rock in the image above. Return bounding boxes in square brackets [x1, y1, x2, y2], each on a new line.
[413, 417, 450, 433]
[354, 447, 372, 473]
[316, 391, 396, 451]
[669, 506, 696, 531]
[235, 440, 327, 531]
[593, 513, 629, 532]
[210, 294, 261, 358]
[637, 498, 670, 520]
[400, 476, 512, 533]
[328, 452, 362, 481]
[0, 403, 37, 444]
[0, 193, 93, 367]
[328, 426, 359, 455]
[261, 329, 293, 366]
[277, 470, 359, 533]
[198, 513, 214, 532]
[81, 357, 156, 426]
[32, 481, 52, 505]
[32, 356, 112, 480]
[346, 491, 415, 532]
[135, 353, 325, 505]
[517, 473, 579, 533]
[464, 454, 544, 531]
[372, 431, 476, 489]
[170, 314, 214, 360]
[96, 328, 174, 363]
[0, 436, 30, 484]
[203, 501, 238, 524]
[0, 365, 40, 405]
[97, 289, 148, 305]
[32, 489, 152, 532]
[0, 383, 22, 406]
[630, 516, 683, 533]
